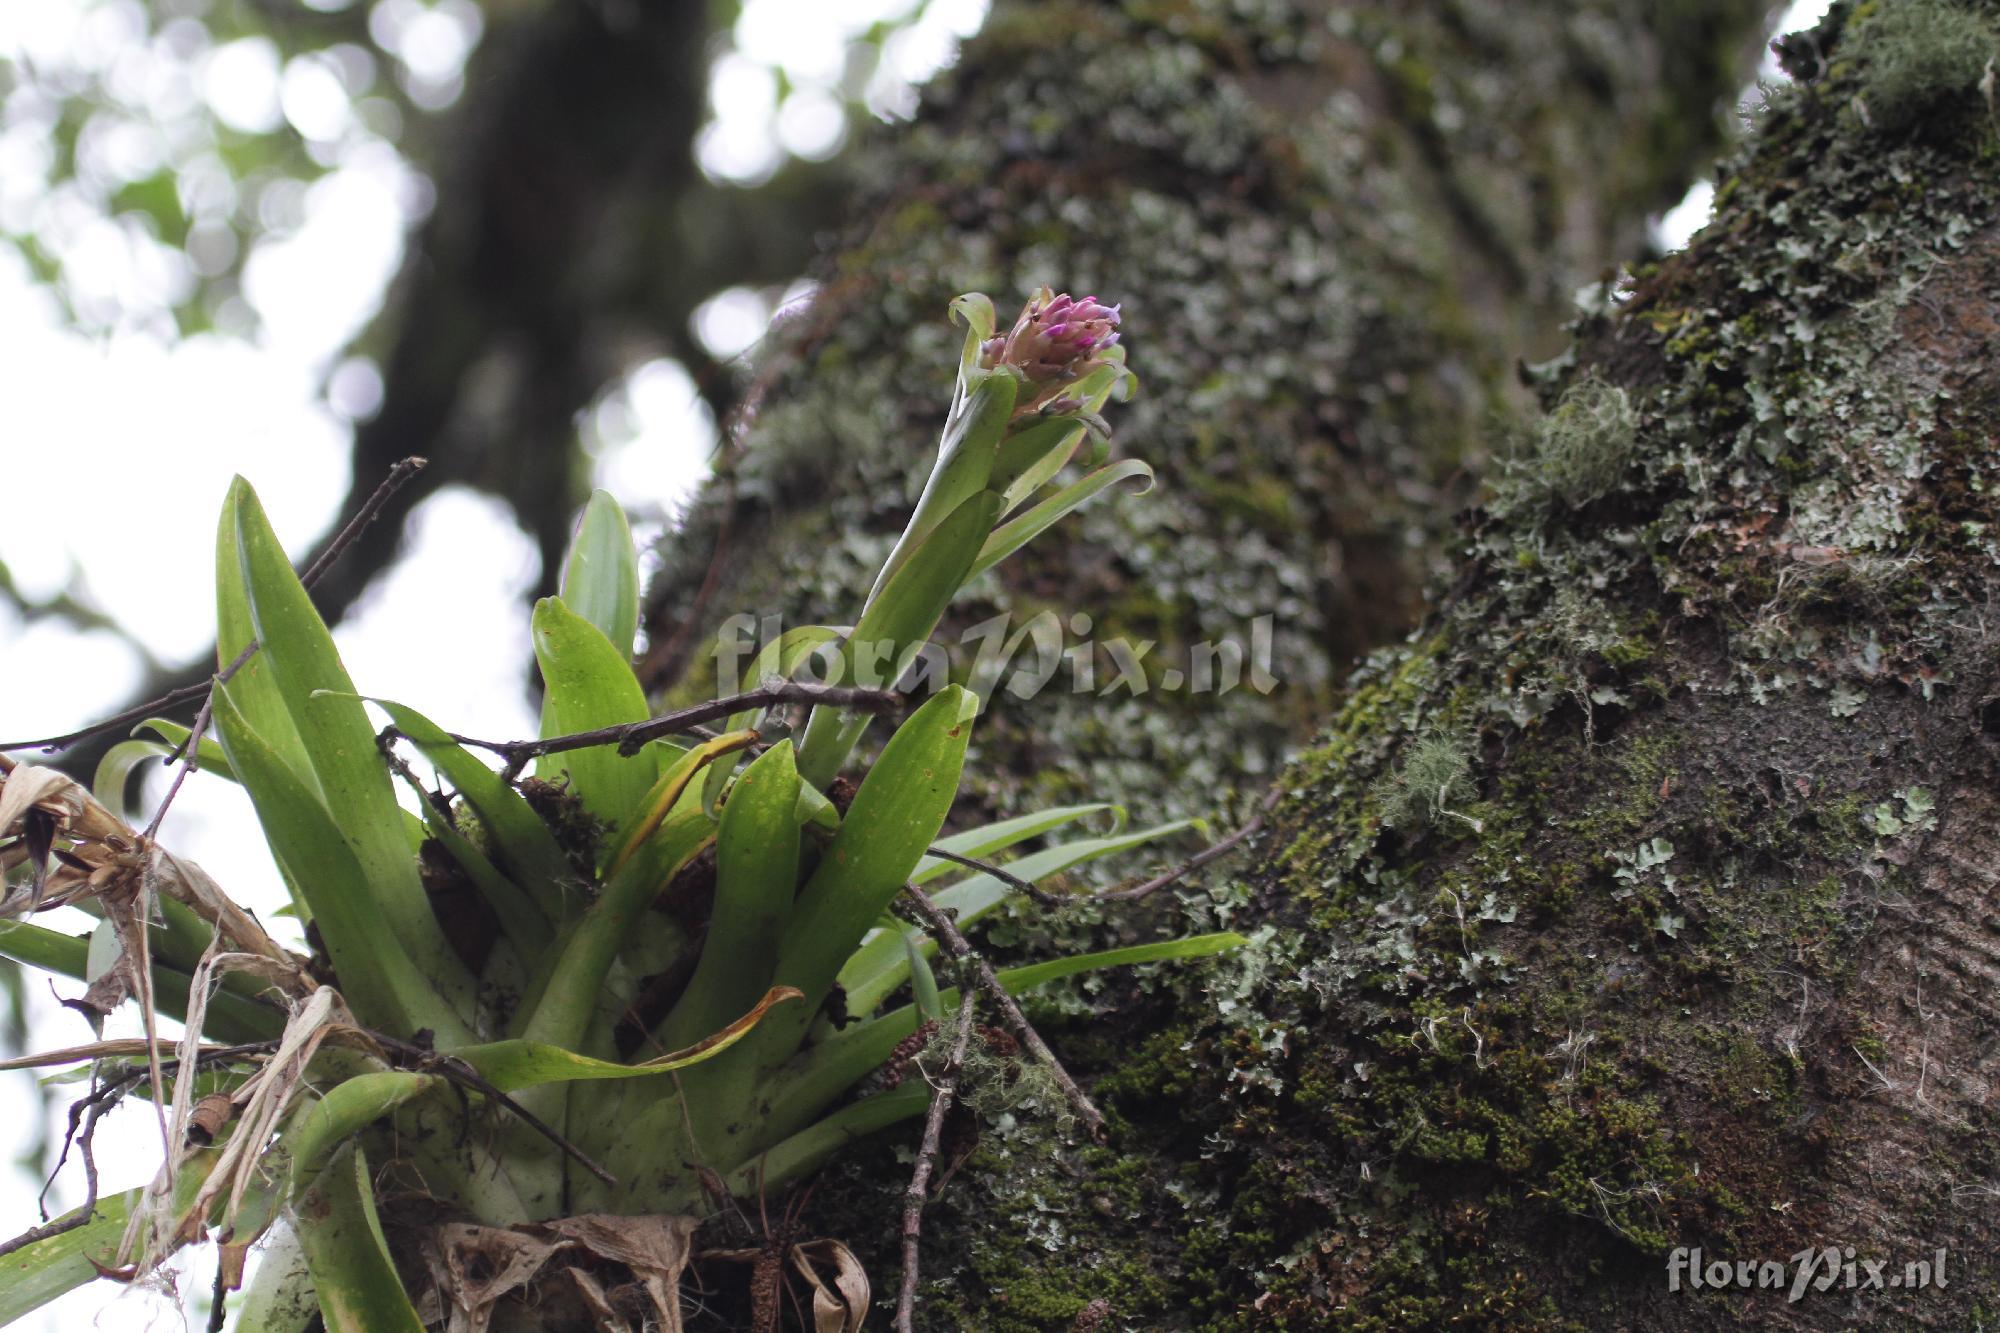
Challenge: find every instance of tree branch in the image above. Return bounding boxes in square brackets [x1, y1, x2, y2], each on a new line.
[894, 984, 976, 1333]
[447, 683, 905, 762]
[1101, 784, 1282, 901]
[0, 459, 427, 760]
[900, 883, 1104, 1138]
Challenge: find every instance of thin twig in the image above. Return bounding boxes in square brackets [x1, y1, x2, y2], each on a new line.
[0, 457, 427, 758]
[894, 985, 976, 1333]
[0, 681, 213, 757]
[0, 1041, 270, 1260]
[900, 884, 1104, 1138]
[0, 1095, 114, 1260]
[142, 686, 221, 840]
[1101, 784, 1282, 901]
[449, 683, 905, 762]
[923, 847, 1064, 908]
[139, 459, 429, 834]
[207, 1243, 229, 1333]
[367, 1032, 617, 1187]
[298, 456, 429, 589]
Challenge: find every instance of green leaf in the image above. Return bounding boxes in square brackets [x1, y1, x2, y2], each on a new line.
[135, 719, 237, 785]
[365, 697, 574, 919]
[796, 494, 1002, 788]
[793, 778, 840, 831]
[769, 932, 1247, 1144]
[560, 490, 641, 660]
[211, 683, 472, 1043]
[0, 1191, 137, 1324]
[0, 920, 282, 1042]
[719, 1084, 929, 1197]
[843, 819, 1200, 1014]
[699, 624, 847, 814]
[229, 479, 469, 1008]
[989, 932, 1248, 992]
[294, 1145, 425, 1333]
[531, 595, 653, 832]
[287, 1072, 445, 1195]
[91, 740, 168, 815]
[912, 803, 1124, 883]
[605, 728, 757, 875]
[760, 687, 976, 1062]
[966, 459, 1155, 584]
[455, 985, 800, 1092]
[866, 373, 1016, 605]
[215, 479, 313, 794]
[947, 291, 997, 385]
[987, 415, 1083, 508]
[236, 1221, 315, 1333]
[658, 741, 801, 1051]
[905, 933, 941, 1022]
[520, 809, 712, 1051]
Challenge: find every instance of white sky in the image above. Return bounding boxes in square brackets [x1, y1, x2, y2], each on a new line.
[0, 0, 1819, 1326]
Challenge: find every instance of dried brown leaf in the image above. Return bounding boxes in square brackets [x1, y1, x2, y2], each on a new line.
[789, 1239, 869, 1333]
[439, 1223, 568, 1333]
[566, 1268, 635, 1333]
[543, 1215, 698, 1333]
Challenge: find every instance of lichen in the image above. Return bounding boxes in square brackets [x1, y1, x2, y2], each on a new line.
[1372, 730, 1476, 833]
[1849, 0, 2000, 134]
[639, 0, 1820, 1325]
[790, 4, 2000, 1324]
[1493, 376, 1641, 519]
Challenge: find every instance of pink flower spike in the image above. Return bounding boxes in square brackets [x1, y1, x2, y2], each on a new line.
[978, 289, 1124, 383]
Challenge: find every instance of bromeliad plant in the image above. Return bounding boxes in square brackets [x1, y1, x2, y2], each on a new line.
[0, 291, 1241, 1330]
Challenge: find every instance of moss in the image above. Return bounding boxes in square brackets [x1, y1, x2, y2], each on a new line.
[643, 0, 1930, 1324]
[947, 10, 2000, 1316]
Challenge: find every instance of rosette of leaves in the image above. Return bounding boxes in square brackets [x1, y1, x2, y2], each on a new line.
[0, 292, 1241, 1330]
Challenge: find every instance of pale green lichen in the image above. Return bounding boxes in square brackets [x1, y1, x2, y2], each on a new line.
[1495, 375, 1640, 518]
[1851, 0, 2000, 133]
[1374, 731, 1476, 833]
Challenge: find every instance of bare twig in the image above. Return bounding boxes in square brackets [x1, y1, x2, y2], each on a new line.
[922, 846, 1064, 907]
[0, 1094, 114, 1260]
[1101, 784, 1282, 901]
[1, 1041, 273, 1260]
[207, 1244, 229, 1333]
[138, 459, 430, 835]
[297, 457, 429, 590]
[0, 458, 427, 758]
[449, 683, 905, 762]
[899, 884, 1104, 1138]
[894, 985, 976, 1333]
[0, 681, 213, 759]
[367, 1032, 616, 1187]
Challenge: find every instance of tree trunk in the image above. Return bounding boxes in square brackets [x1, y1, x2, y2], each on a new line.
[646, 0, 1772, 831]
[782, 3, 2000, 1327]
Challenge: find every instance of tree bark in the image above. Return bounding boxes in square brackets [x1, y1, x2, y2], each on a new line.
[631, 0, 1831, 1327]
[645, 0, 1774, 830]
[787, 3, 2000, 1326]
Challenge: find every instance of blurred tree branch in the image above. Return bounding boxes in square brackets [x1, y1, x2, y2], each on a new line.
[46, 0, 844, 781]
